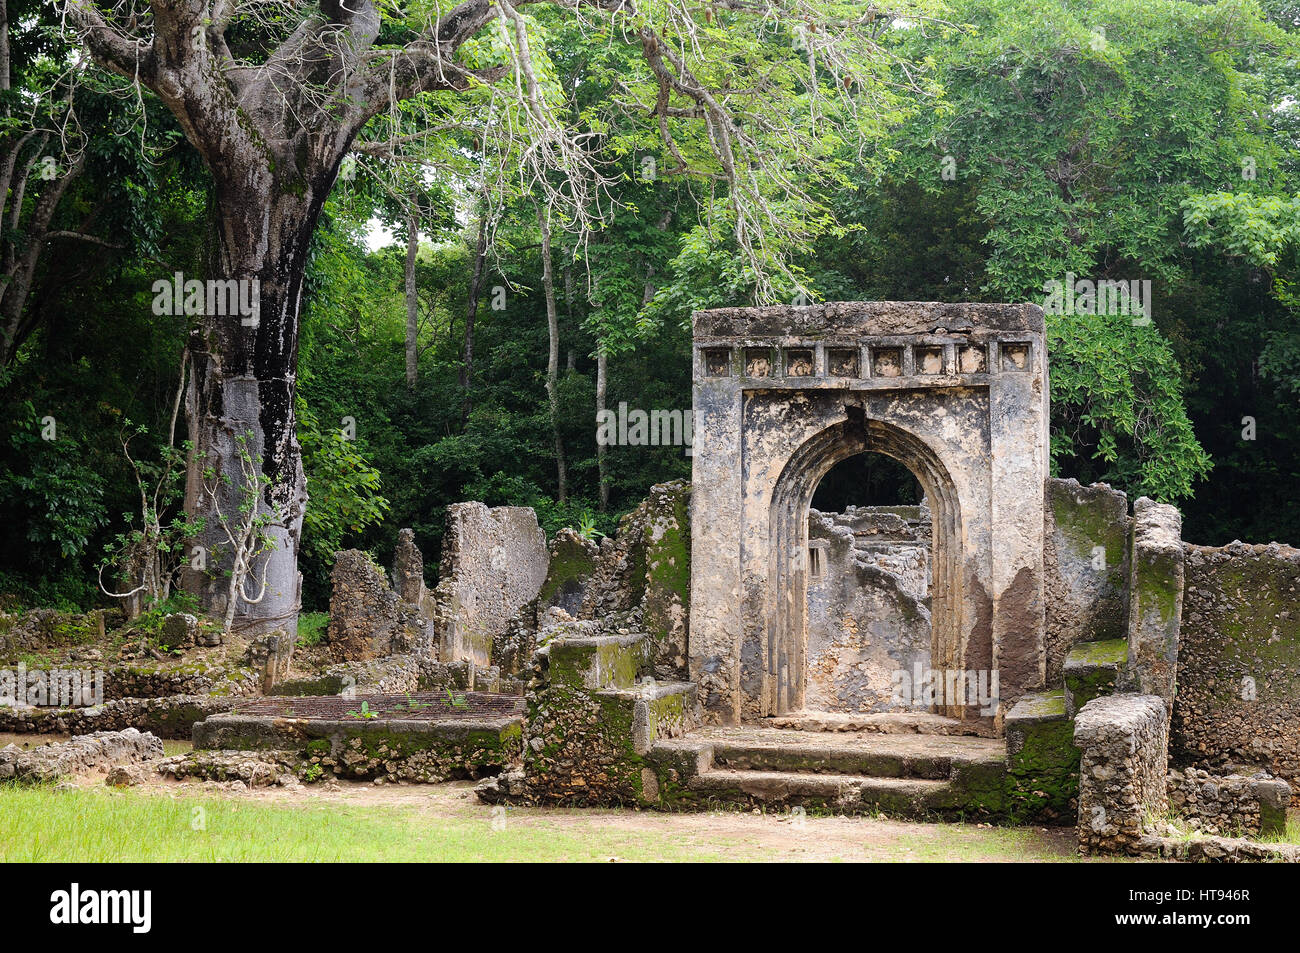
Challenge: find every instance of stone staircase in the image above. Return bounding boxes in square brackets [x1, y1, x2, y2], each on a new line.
[1005, 637, 1129, 821]
[646, 722, 1006, 817]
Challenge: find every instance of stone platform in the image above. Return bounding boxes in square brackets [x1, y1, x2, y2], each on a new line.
[191, 692, 525, 782]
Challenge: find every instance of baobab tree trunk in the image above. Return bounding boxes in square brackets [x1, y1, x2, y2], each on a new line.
[180, 165, 332, 637]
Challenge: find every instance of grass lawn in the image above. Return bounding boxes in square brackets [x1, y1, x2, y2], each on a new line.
[0, 782, 1093, 862]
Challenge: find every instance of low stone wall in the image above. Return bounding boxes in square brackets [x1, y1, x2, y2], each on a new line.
[192, 697, 524, 784]
[0, 608, 110, 661]
[1174, 542, 1300, 786]
[1074, 694, 1168, 855]
[1043, 479, 1130, 684]
[156, 749, 304, 787]
[0, 728, 164, 782]
[0, 694, 234, 739]
[102, 664, 259, 701]
[1135, 832, 1300, 862]
[1166, 766, 1291, 837]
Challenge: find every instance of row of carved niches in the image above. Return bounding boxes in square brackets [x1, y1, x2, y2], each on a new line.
[700, 340, 1032, 380]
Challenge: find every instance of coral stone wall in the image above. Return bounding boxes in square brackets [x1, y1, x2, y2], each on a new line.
[1174, 542, 1300, 786]
[1075, 694, 1169, 855]
[434, 504, 549, 666]
[1042, 479, 1130, 684]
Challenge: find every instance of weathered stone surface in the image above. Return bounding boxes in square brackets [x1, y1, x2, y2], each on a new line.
[576, 481, 691, 678]
[157, 749, 305, 787]
[1063, 638, 1128, 717]
[1124, 498, 1183, 704]
[243, 630, 294, 689]
[0, 608, 109, 660]
[161, 612, 199, 647]
[0, 694, 235, 739]
[1074, 693, 1169, 855]
[691, 301, 1048, 725]
[1135, 832, 1300, 863]
[1173, 541, 1300, 786]
[805, 507, 931, 713]
[539, 528, 600, 615]
[0, 728, 164, 783]
[433, 503, 549, 666]
[1043, 478, 1130, 683]
[191, 699, 524, 784]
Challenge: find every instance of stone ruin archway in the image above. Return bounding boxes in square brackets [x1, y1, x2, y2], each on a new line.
[689, 302, 1050, 729]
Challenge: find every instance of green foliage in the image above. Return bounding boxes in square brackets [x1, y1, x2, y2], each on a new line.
[0, 404, 108, 561]
[296, 611, 330, 648]
[1048, 314, 1211, 499]
[298, 399, 391, 571]
[5, 0, 1300, 616]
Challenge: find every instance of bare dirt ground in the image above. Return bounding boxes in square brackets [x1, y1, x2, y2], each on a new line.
[60, 770, 1086, 862]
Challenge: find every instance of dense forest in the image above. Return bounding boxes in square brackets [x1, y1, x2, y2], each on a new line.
[1, 0, 1297, 621]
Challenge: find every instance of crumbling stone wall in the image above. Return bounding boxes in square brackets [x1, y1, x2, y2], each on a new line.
[578, 481, 691, 678]
[434, 503, 549, 666]
[326, 550, 431, 663]
[511, 481, 691, 681]
[0, 608, 109, 661]
[1166, 766, 1291, 837]
[1074, 694, 1169, 855]
[1043, 478, 1130, 683]
[805, 507, 931, 712]
[1173, 542, 1300, 786]
[0, 695, 234, 739]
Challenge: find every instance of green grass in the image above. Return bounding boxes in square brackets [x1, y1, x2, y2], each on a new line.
[0, 784, 1092, 862]
[1261, 810, 1300, 846]
[0, 786, 724, 862]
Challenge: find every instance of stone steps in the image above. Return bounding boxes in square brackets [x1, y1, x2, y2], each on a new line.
[1063, 638, 1129, 717]
[648, 724, 1006, 817]
[687, 768, 956, 814]
[766, 709, 990, 736]
[597, 680, 700, 752]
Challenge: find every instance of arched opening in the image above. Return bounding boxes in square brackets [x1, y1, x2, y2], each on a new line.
[806, 454, 930, 713]
[765, 410, 963, 718]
